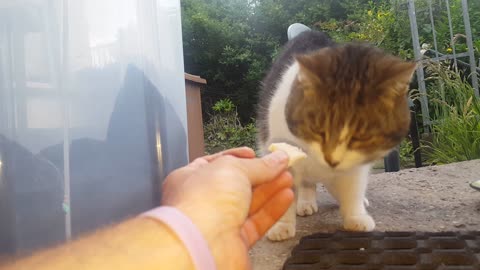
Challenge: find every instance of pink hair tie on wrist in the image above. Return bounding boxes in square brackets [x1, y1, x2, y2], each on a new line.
[140, 206, 217, 270]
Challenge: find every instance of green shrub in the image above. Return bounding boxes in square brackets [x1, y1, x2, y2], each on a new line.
[212, 98, 236, 113]
[317, 1, 414, 59]
[399, 139, 415, 168]
[422, 62, 480, 164]
[204, 99, 257, 154]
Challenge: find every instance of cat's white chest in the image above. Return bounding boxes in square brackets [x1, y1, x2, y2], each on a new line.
[294, 155, 336, 184]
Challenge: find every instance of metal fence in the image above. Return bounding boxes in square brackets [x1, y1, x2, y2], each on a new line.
[406, 0, 479, 130]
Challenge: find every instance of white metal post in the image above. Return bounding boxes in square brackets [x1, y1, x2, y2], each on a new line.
[461, 0, 479, 97]
[408, 0, 431, 130]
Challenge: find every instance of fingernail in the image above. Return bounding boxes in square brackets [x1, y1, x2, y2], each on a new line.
[262, 151, 289, 166]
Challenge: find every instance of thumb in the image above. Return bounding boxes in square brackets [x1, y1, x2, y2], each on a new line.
[229, 151, 290, 186]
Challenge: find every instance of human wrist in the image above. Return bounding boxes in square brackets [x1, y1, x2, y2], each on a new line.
[169, 203, 246, 270]
[137, 217, 195, 270]
[171, 204, 224, 265]
[140, 206, 219, 270]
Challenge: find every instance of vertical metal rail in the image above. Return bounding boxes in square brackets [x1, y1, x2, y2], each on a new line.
[408, 0, 431, 130]
[428, 0, 448, 118]
[461, 0, 479, 97]
[410, 109, 422, 168]
[445, 0, 458, 71]
[428, 0, 439, 59]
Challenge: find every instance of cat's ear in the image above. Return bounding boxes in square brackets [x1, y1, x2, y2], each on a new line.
[378, 60, 416, 109]
[296, 55, 316, 72]
[295, 55, 323, 98]
[295, 54, 324, 85]
[390, 61, 417, 84]
[380, 60, 417, 96]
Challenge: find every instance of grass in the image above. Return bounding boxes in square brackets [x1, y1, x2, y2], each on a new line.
[421, 61, 480, 164]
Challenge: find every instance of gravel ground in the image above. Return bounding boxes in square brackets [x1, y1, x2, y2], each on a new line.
[250, 159, 480, 270]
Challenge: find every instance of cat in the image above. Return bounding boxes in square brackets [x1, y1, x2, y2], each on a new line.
[256, 30, 416, 241]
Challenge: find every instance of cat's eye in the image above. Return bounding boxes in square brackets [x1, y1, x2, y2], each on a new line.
[350, 136, 371, 143]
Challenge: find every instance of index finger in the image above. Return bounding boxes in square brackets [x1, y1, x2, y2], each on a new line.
[218, 151, 290, 186]
[203, 147, 256, 162]
[187, 147, 256, 171]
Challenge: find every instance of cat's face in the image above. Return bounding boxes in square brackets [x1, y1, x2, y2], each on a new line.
[285, 44, 416, 171]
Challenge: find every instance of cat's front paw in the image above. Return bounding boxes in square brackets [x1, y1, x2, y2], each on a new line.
[266, 221, 296, 241]
[296, 199, 318, 216]
[343, 214, 375, 231]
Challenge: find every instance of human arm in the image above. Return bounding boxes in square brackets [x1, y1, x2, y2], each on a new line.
[1, 148, 293, 270]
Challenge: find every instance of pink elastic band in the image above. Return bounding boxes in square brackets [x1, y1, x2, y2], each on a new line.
[140, 206, 217, 270]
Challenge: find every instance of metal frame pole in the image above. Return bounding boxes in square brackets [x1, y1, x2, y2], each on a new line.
[428, 0, 439, 59]
[461, 0, 479, 97]
[408, 0, 431, 131]
[445, 0, 458, 71]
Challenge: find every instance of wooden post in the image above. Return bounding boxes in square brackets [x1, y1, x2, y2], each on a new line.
[184, 73, 207, 161]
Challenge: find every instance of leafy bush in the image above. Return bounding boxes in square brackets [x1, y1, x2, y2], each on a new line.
[399, 139, 415, 168]
[347, 3, 395, 47]
[212, 98, 235, 113]
[422, 62, 480, 164]
[203, 99, 257, 154]
[317, 1, 414, 59]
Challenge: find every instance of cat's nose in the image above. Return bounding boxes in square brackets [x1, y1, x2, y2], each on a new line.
[328, 161, 339, 168]
[325, 158, 339, 168]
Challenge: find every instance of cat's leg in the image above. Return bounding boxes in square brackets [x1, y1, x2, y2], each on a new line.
[326, 184, 370, 208]
[296, 182, 318, 216]
[266, 200, 297, 241]
[329, 166, 375, 231]
[266, 168, 303, 241]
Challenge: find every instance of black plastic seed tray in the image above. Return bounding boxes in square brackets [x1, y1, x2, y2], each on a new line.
[283, 231, 480, 270]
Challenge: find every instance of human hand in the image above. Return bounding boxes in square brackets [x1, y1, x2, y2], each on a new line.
[161, 147, 294, 270]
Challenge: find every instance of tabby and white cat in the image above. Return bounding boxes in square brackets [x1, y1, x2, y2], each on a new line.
[256, 30, 415, 241]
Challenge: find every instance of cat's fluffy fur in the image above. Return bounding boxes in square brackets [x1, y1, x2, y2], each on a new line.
[256, 30, 416, 241]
